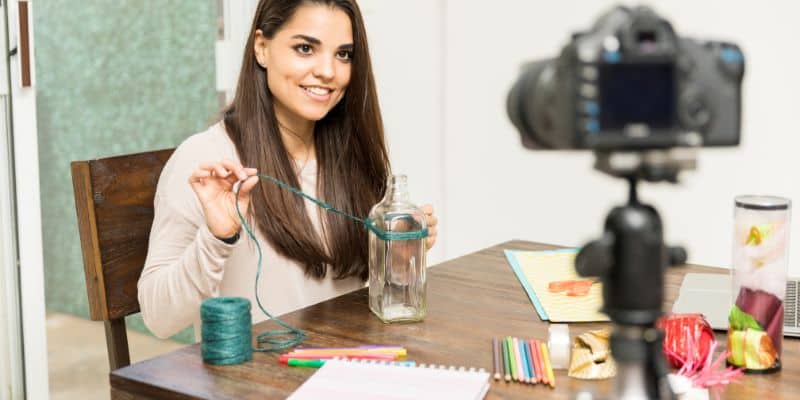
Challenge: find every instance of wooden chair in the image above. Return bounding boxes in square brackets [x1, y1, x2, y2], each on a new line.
[70, 148, 174, 370]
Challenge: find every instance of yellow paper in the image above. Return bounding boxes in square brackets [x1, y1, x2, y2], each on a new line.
[509, 249, 609, 322]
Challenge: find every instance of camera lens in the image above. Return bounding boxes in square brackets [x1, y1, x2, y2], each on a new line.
[507, 60, 555, 149]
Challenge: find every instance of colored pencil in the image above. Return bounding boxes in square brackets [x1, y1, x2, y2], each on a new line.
[512, 337, 523, 382]
[519, 339, 536, 383]
[523, 339, 537, 384]
[517, 339, 531, 383]
[506, 337, 516, 382]
[528, 339, 544, 383]
[492, 337, 501, 381]
[506, 337, 518, 381]
[502, 336, 511, 382]
[517, 338, 528, 383]
[533, 339, 548, 385]
[508, 337, 522, 382]
[287, 359, 326, 368]
[285, 358, 416, 368]
[286, 348, 406, 356]
[541, 342, 556, 388]
[279, 353, 397, 363]
[294, 345, 402, 351]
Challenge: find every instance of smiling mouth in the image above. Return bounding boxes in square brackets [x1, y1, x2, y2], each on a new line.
[300, 85, 333, 99]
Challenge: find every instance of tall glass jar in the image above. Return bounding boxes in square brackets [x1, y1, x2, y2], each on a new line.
[368, 175, 428, 323]
[728, 195, 791, 373]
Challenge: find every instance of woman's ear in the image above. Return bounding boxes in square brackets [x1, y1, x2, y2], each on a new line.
[254, 29, 270, 68]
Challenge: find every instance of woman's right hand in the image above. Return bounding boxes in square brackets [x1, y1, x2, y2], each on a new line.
[188, 159, 259, 239]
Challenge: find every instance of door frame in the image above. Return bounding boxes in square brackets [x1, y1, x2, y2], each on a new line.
[3, 1, 49, 399]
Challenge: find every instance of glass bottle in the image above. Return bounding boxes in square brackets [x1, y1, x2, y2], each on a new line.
[368, 175, 428, 323]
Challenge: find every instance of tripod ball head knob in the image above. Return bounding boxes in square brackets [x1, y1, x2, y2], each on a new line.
[576, 232, 615, 278]
[668, 246, 687, 266]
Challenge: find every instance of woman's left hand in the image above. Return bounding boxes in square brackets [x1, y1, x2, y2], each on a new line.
[421, 204, 438, 250]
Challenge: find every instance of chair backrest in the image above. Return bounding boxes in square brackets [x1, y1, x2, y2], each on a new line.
[70, 148, 174, 370]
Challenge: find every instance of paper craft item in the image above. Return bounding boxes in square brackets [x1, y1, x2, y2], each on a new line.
[504, 249, 609, 322]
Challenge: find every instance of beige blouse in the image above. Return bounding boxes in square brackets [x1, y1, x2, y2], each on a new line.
[138, 122, 364, 339]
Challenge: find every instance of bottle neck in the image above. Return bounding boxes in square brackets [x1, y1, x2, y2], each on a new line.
[385, 175, 410, 202]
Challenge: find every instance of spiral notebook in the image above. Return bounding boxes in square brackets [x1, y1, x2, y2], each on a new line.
[288, 359, 491, 400]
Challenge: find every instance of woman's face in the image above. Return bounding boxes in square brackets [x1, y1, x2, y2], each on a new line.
[255, 4, 353, 126]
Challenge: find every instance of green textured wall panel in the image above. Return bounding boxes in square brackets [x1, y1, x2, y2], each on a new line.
[36, 0, 219, 343]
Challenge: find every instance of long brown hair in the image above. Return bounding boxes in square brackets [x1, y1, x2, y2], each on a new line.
[223, 0, 389, 280]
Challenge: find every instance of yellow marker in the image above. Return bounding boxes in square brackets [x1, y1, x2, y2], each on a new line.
[540, 342, 556, 388]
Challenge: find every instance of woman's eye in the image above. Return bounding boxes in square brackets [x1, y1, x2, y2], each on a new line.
[295, 44, 312, 55]
[336, 50, 353, 61]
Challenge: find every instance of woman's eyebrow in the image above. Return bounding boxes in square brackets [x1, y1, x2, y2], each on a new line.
[292, 34, 321, 45]
[291, 34, 353, 51]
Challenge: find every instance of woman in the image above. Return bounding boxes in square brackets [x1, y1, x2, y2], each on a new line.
[138, 0, 438, 339]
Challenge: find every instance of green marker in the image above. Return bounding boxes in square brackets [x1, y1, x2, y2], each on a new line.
[288, 359, 326, 368]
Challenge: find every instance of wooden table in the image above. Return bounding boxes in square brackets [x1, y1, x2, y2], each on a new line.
[111, 240, 800, 399]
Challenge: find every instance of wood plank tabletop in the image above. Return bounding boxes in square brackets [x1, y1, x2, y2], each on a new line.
[110, 240, 800, 399]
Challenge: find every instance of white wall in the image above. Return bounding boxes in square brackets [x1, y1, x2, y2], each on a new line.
[442, 0, 800, 276]
[360, 0, 446, 264]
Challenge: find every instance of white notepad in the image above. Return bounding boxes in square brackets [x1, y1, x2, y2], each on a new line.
[288, 359, 491, 400]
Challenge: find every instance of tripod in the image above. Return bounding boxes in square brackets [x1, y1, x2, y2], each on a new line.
[576, 150, 692, 399]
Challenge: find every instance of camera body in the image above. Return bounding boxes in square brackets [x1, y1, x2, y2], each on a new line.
[507, 6, 745, 151]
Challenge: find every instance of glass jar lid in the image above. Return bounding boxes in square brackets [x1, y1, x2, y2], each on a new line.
[734, 195, 791, 210]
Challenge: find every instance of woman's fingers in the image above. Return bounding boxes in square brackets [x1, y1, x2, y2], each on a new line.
[426, 213, 438, 227]
[426, 233, 437, 250]
[220, 159, 248, 180]
[420, 204, 437, 250]
[188, 168, 211, 183]
[192, 161, 254, 187]
[195, 161, 240, 180]
[237, 168, 260, 196]
[421, 204, 437, 227]
[238, 174, 260, 196]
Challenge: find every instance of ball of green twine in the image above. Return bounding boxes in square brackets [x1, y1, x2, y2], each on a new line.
[201, 297, 253, 365]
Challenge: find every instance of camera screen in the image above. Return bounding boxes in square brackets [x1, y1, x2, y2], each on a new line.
[598, 63, 675, 131]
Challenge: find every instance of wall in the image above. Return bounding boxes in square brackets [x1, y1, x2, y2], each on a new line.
[35, 0, 219, 342]
[443, 0, 800, 276]
[360, 0, 446, 264]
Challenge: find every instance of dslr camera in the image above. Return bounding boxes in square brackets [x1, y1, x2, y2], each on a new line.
[507, 5, 744, 151]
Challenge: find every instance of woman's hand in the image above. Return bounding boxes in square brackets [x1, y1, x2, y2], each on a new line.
[421, 204, 438, 250]
[188, 159, 259, 239]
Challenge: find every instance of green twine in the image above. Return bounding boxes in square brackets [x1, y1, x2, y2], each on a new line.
[200, 297, 253, 365]
[250, 173, 428, 241]
[225, 172, 428, 354]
